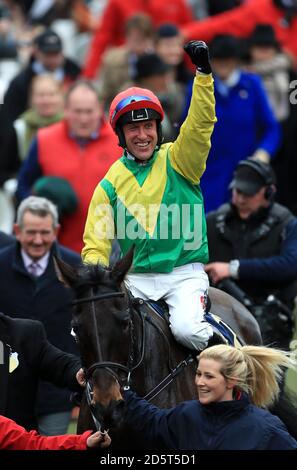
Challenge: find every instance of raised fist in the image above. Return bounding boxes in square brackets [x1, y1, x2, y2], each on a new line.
[184, 40, 212, 74]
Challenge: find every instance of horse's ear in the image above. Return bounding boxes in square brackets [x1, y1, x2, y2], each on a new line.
[54, 255, 78, 288]
[111, 246, 134, 284]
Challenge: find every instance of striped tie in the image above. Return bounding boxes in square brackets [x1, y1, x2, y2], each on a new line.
[28, 262, 40, 277]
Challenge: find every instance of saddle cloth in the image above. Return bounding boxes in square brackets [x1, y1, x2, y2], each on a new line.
[147, 300, 243, 348]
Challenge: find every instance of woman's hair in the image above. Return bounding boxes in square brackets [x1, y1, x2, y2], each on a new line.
[199, 345, 296, 408]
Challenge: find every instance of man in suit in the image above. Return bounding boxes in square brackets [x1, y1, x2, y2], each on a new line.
[0, 231, 14, 250]
[0, 313, 82, 431]
[0, 195, 81, 435]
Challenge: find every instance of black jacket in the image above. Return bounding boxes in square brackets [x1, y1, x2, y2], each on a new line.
[1, 56, 80, 127]
[0, 231, 15, 250]
[206, 202, 297, 302]
[0, 313, 81, 430]
[0, 242, 81, 417]
[124, 391, 297, 450]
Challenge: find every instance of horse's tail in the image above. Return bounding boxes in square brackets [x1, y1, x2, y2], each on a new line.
[270, 390, 297, 440]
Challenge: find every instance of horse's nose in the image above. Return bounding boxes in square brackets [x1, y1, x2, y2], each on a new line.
[96, 399, 126, 430]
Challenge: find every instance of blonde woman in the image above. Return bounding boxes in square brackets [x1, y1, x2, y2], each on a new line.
[120, 345, 297, 449]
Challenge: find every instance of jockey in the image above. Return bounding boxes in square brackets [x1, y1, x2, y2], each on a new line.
[82, 40, 226, 351]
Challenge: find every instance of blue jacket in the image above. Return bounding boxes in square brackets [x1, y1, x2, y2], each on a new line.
[183, 71, 280, 213]
[239, 218, 297, 282]
[124, 391, 297, 450]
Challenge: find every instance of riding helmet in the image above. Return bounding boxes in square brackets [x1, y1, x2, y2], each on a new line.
[109, 87, 164, 148]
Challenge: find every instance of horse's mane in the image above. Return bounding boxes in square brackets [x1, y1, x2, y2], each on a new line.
[72, 263, 113, 293]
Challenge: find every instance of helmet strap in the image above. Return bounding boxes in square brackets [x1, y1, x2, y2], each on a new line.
[156, 121, 163, 147]
[116, 125, 127, 148]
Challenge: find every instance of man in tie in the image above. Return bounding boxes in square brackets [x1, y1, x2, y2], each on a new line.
[0, 196, 81, 435]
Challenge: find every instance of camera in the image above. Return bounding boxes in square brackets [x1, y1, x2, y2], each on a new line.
[217, 279, 293, 348]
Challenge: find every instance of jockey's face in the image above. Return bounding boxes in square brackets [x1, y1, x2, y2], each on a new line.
[122, 119, 158, 161]
[195, 358, 234, 405]
[14, 211, 59, 261]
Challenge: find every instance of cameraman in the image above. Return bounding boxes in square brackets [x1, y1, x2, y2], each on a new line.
[205, 159, 297, 345]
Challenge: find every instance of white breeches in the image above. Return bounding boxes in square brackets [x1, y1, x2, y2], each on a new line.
[125, 263, 213, 350]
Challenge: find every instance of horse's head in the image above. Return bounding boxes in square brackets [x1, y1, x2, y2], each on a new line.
[55, 249, 137, 430]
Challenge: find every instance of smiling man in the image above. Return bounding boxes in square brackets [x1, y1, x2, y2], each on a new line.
[82, 41, 230, 353]
[14, 202, 59, 265]
[0, 196, 81, 436]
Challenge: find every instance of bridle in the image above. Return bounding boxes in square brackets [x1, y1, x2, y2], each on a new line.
[72, 286, 193, 431]
[72, 287, 146, 431]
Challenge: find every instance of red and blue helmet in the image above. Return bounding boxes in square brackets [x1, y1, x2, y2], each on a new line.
[109, 87, 164, 148]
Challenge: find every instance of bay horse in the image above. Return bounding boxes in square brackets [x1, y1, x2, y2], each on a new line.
[56, 251, 265, 449]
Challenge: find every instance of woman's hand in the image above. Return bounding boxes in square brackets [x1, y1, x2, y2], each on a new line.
[87, 431, 111, 449]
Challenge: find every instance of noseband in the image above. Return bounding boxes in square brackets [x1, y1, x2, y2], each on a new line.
[72, 287, 145, 431]
[72, 287, 193, 432]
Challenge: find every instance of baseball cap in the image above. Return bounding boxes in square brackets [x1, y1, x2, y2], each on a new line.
[229, 161, 273, 196]
[156, 23, 180, 39]
[34, 30, 62, 54]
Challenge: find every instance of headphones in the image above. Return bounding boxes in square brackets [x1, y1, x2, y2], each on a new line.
[236, 159, 276, 200]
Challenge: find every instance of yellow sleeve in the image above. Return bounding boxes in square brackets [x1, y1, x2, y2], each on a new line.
[82, 184, 114, 265]
[170, 74, 217, 184]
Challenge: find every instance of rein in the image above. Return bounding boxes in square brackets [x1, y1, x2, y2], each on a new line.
[72, 288, 146, 431]
[72, 291, 125, 306]
[73, 288, 192, 430]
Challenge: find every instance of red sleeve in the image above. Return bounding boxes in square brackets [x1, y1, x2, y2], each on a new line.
[0, 416, 92, 450]
[176, 0, 193, 25]
[182, 0, 264, 43]
[83, 1, 123, 78]
[83, 0, 194, 79]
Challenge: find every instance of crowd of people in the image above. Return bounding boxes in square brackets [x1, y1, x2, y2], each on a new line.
[0, 0, 297, 453]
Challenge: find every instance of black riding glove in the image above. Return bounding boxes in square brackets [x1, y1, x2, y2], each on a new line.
[184, 40, 212, 75]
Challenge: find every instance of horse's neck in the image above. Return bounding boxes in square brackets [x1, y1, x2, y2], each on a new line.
[131, 303, 196, 406]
